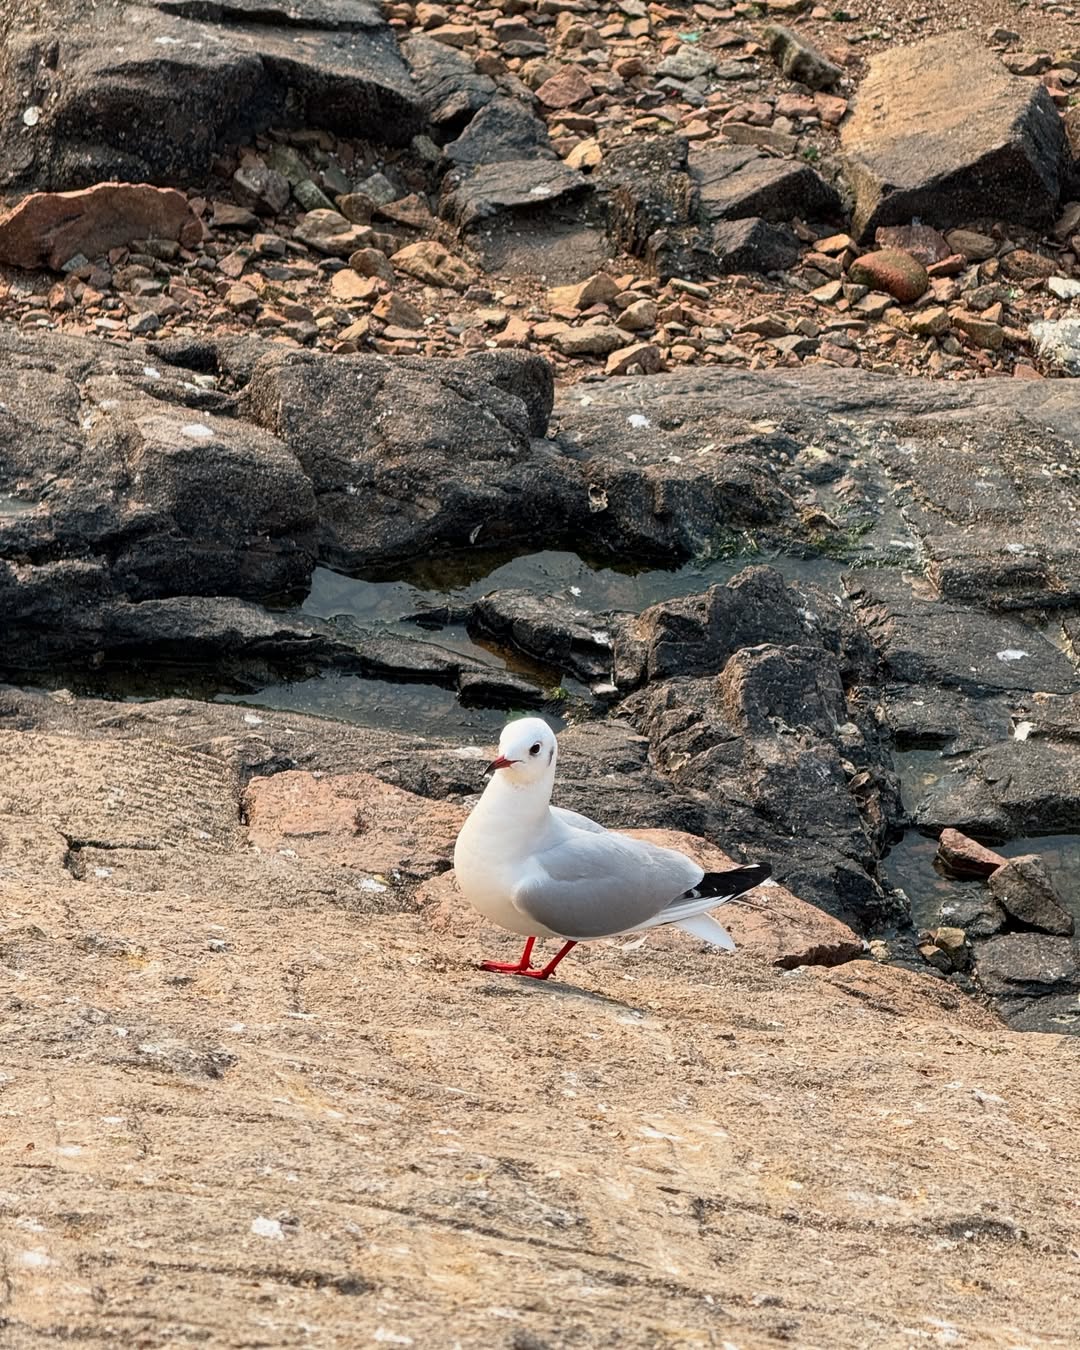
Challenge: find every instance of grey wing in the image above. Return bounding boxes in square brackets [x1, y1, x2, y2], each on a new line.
[550, 805, 608, 835]
[512, 832, 703, 940]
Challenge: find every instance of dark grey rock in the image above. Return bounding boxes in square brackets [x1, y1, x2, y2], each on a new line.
[937, 888, 1007, 940]
[443, 97, 555, 168]
[692, 145, 842, 224]
[0, 0, 422, 189]
[975, 932, 1080, 999]
[916, 743, 1080, 840]
[762, 24, 842, 91]
[599, 136, 696, 265]
[441, 158, 589, 231]
[711, 217, 801, 274]
[841, 32, 1068, 238]
[401, 34, 495, 130]
[848, 573, 1076, 696]
[467, 590, 616, 685]
[987, 855, 1075, 936]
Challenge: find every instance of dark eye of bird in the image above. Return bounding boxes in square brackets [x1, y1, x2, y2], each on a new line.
[530, 743, 540, 755]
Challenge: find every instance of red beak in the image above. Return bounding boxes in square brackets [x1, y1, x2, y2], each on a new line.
[487, 755, 515, 773]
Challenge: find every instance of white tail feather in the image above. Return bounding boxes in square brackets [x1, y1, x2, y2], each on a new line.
[675, 912, 735, 952]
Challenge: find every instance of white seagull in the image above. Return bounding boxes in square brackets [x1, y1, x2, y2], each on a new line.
[453, 717, 771, 980]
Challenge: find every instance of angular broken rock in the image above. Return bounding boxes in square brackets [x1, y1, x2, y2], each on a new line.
[693, 145, 842, 224]
[606, 343, 663, 376]
[936, 828, 1006, 879]
[711, 217, 800, 274]
[0, 183, 201, 271]
[549, 323, 625, 356]
[842, 33, 1068, 238]
[441, 157, 587, 231]
[762, 24, 842, 91]
[1, 5, 424, 191]
[293, 209, 374, 257]
[987, 856, 1075, 936]
[390, 240, 477, 290]
[547, 272, 619, 310]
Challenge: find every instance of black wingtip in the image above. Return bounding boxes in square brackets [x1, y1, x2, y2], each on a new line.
[697, 864, 771, 901]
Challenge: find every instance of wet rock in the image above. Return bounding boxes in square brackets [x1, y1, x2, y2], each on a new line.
[936, 828, 1006, 879]
[711, 217, 800, 275]
[975, 932, 1080, 999]
[401, 34, 495, 129]
[443, 97, 556, 167]
[842, 33, 1068, 238]
[987, 856, 1075, 936]
[0, 183, 201, 270]
[848, 250, 928, 302]
[441, 158, 588, 231]
[762, 24, 842, 91]
[693, 145, 842, 225]
[916, 742, 1080, 840]
[937, 888, 1007, 941]
[390, 240, 477, 290]
[467, 589, 616, 685]
[848, 574, 1076, 696]
[0, 0, 422, 189]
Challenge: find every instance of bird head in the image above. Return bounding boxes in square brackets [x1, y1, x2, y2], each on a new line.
[487, 717, 559, 786]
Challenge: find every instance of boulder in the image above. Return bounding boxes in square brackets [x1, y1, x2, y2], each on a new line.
[692, 145, 842, 224]
[442, 96, 556, 167]
[763, 24, 842, 90]
[711, 217, 800, 274]
[848, 249, 929, 302]
[0, 0, 422, 189]
[987, 856, 1075, 936]
[0, 183, 201, 270]
[936, 829, 1006, 879]
[441, 158, 588, 231]
[841, 33, 1068, 238]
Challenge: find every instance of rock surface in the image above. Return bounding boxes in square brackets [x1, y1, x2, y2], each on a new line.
[2, 693, 1080, 1348]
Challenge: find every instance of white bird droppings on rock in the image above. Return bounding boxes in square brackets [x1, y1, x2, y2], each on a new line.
[181, 423, 214, 440]
[251, 1216, 284, 1240]
[996, 649, 1029, 662]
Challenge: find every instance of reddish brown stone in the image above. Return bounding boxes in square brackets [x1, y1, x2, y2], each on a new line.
[936, 828, 1006, 878]
[536, 64, 594, 109]
[848, 249, 929, 302]
[0, 183, 201, 271]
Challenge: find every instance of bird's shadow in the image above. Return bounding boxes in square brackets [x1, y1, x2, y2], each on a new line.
[475, 973, 648, 1016]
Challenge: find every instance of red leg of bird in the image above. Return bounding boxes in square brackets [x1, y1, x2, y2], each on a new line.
[519, 940, 577, 981]
[480, 935, 537, 974]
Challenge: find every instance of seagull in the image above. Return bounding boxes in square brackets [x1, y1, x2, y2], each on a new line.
[453, 717, 771, 980]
